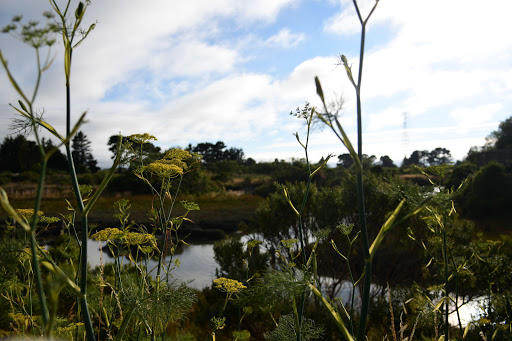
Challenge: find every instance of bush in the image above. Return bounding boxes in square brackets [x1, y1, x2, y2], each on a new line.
[0, 171, 12, 185]
[14, 170, 39, 182]
[457, 161, 512, 219]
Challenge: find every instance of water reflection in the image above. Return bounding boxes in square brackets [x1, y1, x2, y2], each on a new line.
[87, 239, 218, 290]
[87, 238, 481, 327]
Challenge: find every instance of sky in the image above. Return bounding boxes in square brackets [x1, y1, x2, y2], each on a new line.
[1, 0, 512, 168]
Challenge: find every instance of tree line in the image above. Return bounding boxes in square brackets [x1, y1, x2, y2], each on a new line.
[1, 116, 511, 220]
[0, 131, 98, 173]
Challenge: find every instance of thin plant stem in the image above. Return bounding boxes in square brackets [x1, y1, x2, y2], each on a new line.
[29, 92, 51, 330]
[451, 256, 464, 338]
[296, 115, 314, 341]
[443, 209, 449, 340]
[63, 39, 96, 341]
[349, 1, 379, 339]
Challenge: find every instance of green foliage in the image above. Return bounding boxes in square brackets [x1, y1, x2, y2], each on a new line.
[189, 141, 245, 165]
[0, 135, 39, 172]
[445, 161, 478, 189]
[213, 238, 268, 281]
[380, 155, 397, 168]
[457, 161, 512, 219]
[487, 115, 512, 150]
[1, 1, 512, 340]
[264, 313, 324, 341]
[402, 148, 452, 168]
[71, 131, 99, 173]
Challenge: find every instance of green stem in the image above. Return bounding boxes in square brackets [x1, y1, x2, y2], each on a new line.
[451, 256, 463, 338]
[295, 114, 315, 341]
[27, 76, 50, 331]
[309, 283, 354, 341]
[443, 209, 449, 340]
[65, 81, 95, 341]
[115, 303, 138, 341]
[349, 2, 379, 339]
[29, 138, 50, 330]
[345, 236, 356, 334]
[354, 23, 371, 341]
[29, 231, 49, 327]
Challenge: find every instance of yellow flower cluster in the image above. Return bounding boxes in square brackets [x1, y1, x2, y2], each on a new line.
[15, 209, 43, 220]
[91, 228, 158, 252]
[144, 148, 195, 179]
[281, 239, 299, 249]
[128, 133, 157, 144]
[213, 277, 246, 294]
[145, 160, 184, 178]
[91, 227, 124, 241]
[164, 148, 191, 161]
[12, 209, 59, 224]
[123, 231, 157, 247]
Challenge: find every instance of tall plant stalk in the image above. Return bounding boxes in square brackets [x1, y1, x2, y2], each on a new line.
[48, 1, 97, 339]
[0, 13, 58, 335]
[313, 1, 381, 339]
[345, 2, 379, 339]
[285, 105, 332, 341]
[336, 1, 378, 339]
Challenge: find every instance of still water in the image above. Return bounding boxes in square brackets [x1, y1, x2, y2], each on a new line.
[87, 239, 219, 290]
[87, 238, 482, 326]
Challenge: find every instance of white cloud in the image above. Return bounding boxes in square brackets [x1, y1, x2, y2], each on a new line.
[450, 104, 503, 132]
[2, 0, 512, 169]
[324, 0, 382, 35]
[265, 28, 305, 48]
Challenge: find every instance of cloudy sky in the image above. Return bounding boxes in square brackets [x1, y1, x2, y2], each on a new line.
[1, 0, 512, 168]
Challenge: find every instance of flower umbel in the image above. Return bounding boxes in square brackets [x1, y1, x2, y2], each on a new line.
[145, 160, 184, 178]
[213, 277, 247, 294]
[14, 209, 43, 221]
[128, 133, 157, 145]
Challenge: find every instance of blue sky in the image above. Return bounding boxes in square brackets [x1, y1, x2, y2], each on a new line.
[1, 0, 512, 168]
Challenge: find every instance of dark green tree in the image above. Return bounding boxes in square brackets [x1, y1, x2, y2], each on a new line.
[71, 131, 99, 173]
[224, 147, 245, 163]
[402, 150, 429, 167]
[457, 161, 512, 218]
[107, 134, 162, 169]
[43, 138, 68, 171]
[337, 153, 354, 169]
[427, 147, 452, 165]
[362, 154, 376, 169]
[0, 135, 39, 172]
[445, 161, 477, 189]
[191, 141, 226, 164]
[107, 135, 128, 159]
[379, 155, 396, 168]
[488, 115, 512, 149]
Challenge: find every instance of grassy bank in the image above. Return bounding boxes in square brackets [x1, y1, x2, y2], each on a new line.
[1, 191, 264, 239]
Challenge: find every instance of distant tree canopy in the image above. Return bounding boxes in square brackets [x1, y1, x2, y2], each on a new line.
[337, 153, 378, 169]
[337, 153, 353, 169]
[72, 131, 99, 173]
[107, 135, 162, 169]
[0, 135, 39, 172]
[0, 135, 67, 173]
[456, 161, 512, 218]
[465, 116, 512, 167]
[487, 115, 512, 150]
[189, 141, 245, 164]
[107, 135, 128, 160]
[402, 148, 452, 167]
[379, 155, 396, 168]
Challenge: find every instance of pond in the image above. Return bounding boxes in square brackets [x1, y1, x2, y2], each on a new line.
[86, 238, 483, 327]
[87, 239, 219, 290]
